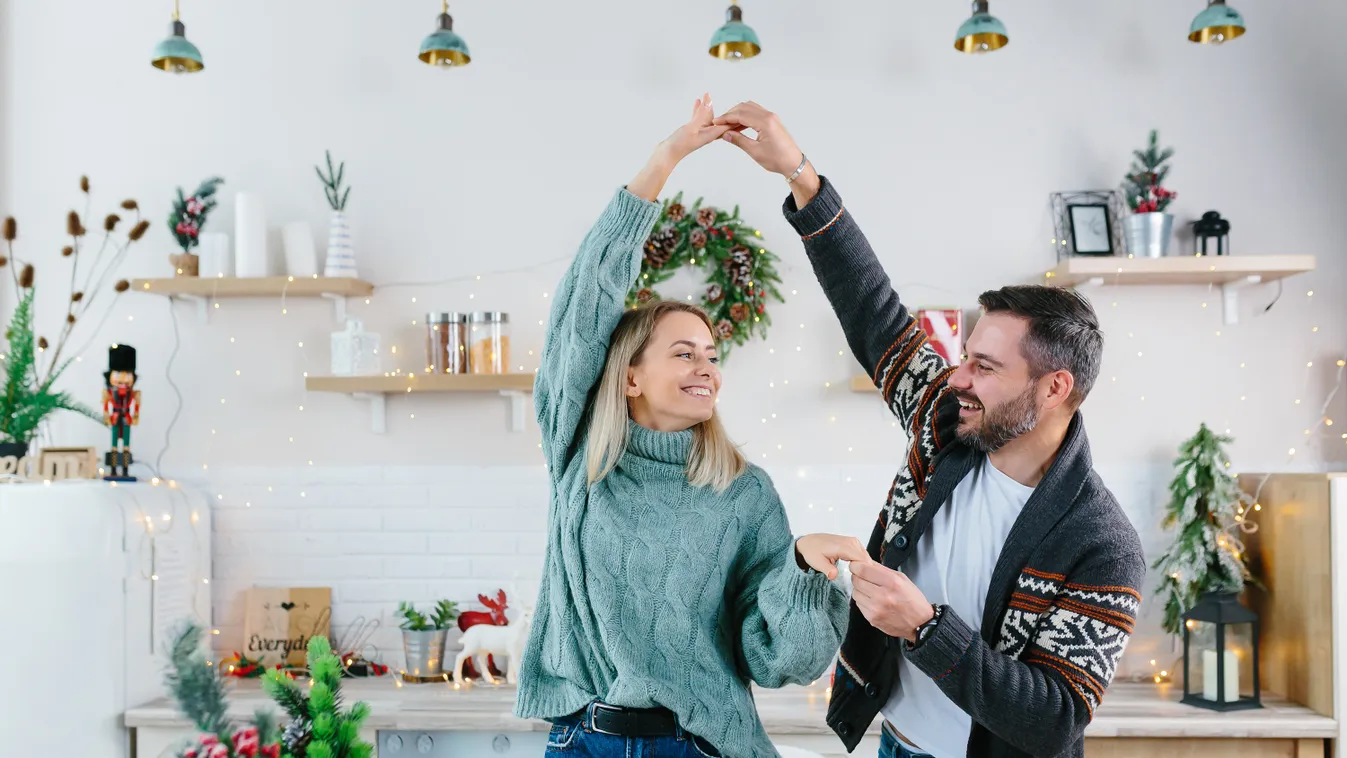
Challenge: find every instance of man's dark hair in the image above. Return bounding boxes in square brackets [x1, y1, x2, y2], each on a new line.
[977, 285, 1103, 407]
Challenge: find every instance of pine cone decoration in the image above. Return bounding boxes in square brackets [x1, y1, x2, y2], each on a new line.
[643, 240, 672, 269]
[636, 287, 654, 304]
[281, 719, 312, 755]
[696, 207, 718, 228]
[724, 258, 753, 289]
[730, 245, 752, 265]
[690, 228, 708, 249]
[705, 284, 724, 304]
[666, 203, 686, 222]
[715, 319, 735, 341]
[729, 303, 750, 323]
[643, 226, 680, 268]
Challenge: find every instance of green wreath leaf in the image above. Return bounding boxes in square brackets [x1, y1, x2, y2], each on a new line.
[626, 193, 785, 361]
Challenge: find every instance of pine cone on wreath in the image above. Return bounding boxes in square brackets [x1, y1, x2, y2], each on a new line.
[690, 228, 708, 250]
[667, 203, 686, 222]
[281, 718, 312, 756]
[643, 227, 679, 267]
[696, 207, 718, 228]
[715, 319, 735, 341]
[730, 245, 752, 265]
[729, 303, 750, 323]
[636, 287, 654, 304]
[724, 258, 753, 289]
[705, 284, 724, 304]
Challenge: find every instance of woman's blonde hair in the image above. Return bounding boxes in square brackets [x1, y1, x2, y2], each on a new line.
[585, 300, 746, 492]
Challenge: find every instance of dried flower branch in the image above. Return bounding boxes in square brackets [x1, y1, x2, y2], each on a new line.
[1, 176, 147, 387]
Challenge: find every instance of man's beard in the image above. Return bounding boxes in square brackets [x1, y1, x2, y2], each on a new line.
[956, 382, 1040, 453]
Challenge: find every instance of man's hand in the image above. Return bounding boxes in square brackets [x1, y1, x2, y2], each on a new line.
[714, 101, 820, 206]
[849, 560, 935, 642]
[713, 101, 803, 175]
[794, 533, 868, 580]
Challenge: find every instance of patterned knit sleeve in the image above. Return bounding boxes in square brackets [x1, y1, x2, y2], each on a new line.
[782, 177, 954, 433]
[902, 549, 1146, 756]
[733, 470, 850, 688]
[534, 188, 662, 479]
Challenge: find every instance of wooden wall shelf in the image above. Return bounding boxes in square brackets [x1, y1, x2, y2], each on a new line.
[131, 276, 375, 324]
[1044, 255, 1316, 325]
[305, 373, 535, 433]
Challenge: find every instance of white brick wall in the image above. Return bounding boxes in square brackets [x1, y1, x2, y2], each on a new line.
[194, 460, 1260, 681]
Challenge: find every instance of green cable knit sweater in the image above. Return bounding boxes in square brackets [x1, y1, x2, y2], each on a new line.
[514, 187, 850, 758]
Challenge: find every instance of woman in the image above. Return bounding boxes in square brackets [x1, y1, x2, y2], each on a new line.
[514, 94, 862, 758]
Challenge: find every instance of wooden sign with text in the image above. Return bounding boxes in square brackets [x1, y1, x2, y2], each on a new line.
[242, 587, 332, 667]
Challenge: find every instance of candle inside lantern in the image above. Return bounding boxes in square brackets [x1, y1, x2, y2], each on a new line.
[1202, 649, 1239, 702]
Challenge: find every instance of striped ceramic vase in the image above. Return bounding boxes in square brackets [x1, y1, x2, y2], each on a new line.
[323, 210, 358, 278]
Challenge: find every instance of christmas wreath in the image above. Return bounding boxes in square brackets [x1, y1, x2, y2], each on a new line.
[626, 193, 783, 359]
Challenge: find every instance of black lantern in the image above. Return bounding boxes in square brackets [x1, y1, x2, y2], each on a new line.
[1192, 211, 1231, 256]
[1181, 591, 1261, 711]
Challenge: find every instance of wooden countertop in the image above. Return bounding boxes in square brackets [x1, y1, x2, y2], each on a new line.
[124, 680, 1336, 739]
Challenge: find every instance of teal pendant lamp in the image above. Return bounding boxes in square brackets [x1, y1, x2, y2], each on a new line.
[151, 0, 204, 73]
[709, 1, 761, 61]
[420, 0, 471, 66]
[954, 0, 1008, 54]
[1189, 0, 1245, 44]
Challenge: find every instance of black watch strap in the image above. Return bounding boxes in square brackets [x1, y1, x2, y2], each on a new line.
[908, 604, 944, 650]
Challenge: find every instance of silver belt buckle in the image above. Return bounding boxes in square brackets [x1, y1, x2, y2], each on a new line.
[589, 702, 622, 736]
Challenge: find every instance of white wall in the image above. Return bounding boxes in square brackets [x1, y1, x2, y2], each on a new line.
[4, 0, 1346, 680]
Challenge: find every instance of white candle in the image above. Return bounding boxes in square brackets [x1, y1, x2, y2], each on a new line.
[1202, 649, 1240, 702]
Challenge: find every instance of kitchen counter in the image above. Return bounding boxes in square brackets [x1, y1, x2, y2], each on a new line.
[125, 678, 1335, 739]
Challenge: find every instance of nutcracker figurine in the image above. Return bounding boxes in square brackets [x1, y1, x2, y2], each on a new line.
[103, 343, 140, 481]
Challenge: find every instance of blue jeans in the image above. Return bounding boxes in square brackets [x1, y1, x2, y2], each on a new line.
[879, 723, 934, 758]
[545, 704, 722, 758]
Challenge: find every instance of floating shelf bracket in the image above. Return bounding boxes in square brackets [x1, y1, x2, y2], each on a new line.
[174, 293, 211, 324]
[1220, 274, 1262, 326]
[352, 392, 387, 434]
[501, 390, 527, 433]
[321, 293, 348, 324]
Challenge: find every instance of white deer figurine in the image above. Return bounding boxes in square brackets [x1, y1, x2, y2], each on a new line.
[452, 602, 533, 685]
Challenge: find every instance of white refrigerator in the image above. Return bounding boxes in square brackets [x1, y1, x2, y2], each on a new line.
[0, 481, 211, 757]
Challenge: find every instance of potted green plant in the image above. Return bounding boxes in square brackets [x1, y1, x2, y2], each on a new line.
[396, 599, 458, 679]
[1, 175, 148, 460]
[0, 288, 100, 459]
[1121, 130, 1179, 258]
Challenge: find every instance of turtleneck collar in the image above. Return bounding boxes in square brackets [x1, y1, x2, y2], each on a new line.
[623, 417, 693, 467]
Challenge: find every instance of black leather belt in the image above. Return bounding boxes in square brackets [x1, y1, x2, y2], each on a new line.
[588, 702, 679, 737]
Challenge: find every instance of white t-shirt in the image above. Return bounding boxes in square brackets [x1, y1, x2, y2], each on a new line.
[880, 456, 1034, 758]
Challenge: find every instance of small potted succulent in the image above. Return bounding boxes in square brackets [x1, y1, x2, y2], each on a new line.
[396, 599, 458, 678]
[168, 177, 224, 276]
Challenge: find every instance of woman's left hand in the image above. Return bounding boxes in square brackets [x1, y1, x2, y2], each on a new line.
[659, 93, 732, 163]
[629, 94, 730, 201]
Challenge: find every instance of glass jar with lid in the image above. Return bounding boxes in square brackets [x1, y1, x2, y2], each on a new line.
[468, 312, 510, 374]
[426, 313, 467, 374]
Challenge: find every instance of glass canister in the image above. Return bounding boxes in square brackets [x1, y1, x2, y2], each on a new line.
[426, 313, 467, 374]
[468, 312, 510, 374]
[331, 318, 381, 376]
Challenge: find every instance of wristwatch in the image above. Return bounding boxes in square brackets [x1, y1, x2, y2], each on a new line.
[908, 604, 945, 650]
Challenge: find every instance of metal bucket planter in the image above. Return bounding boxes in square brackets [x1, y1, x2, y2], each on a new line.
[402, 628, 448, 678]
[1125, 212, 1175, 258]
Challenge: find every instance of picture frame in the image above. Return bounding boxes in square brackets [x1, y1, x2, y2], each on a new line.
[37, 446, 98, 480]
[1067, 203, 1114, 255]
[1049, 190, 1129, 260]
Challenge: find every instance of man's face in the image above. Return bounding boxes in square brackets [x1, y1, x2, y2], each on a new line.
[947, 312, 1042, 452]
[109, 370, 135, 387]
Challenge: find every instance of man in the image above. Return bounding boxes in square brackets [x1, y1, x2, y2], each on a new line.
[720, 102, 1145, 758]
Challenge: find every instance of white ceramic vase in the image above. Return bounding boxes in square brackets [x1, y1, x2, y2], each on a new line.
[324, 210, 358, 278]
